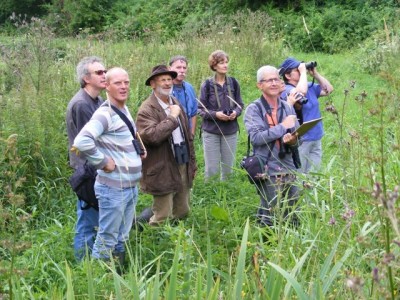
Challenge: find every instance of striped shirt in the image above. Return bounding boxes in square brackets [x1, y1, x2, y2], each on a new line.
[73, 100, 142, 189]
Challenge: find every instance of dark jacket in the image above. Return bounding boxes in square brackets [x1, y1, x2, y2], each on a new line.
[66, 88, 103, 169]
[136, 93, 197, 195]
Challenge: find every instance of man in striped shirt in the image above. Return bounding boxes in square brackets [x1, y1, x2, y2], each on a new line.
[73, 67, 144, 264]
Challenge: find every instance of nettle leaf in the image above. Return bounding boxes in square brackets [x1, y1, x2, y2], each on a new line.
[210, 206, 229, 221]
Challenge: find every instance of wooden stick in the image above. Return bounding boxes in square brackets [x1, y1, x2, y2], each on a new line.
[227, 95, 243, 110]
[136, 132, 147, 153]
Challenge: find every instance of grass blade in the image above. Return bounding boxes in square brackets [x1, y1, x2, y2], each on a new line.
[284, 233, 319, 298]
[319, 227, 345, 281]
[85, 259, 95, 300]
[167, 232, 181, 300]
[206, 234, 213, 296]
[65, 261, 75, 300]
[152, 260, 161, 300]
[234, 219, 250, 299]
[267, 262, 308, 300]
[322, 247, 353, 295]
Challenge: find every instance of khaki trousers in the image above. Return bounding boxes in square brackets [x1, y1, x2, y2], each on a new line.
[149, 164, 190, 225]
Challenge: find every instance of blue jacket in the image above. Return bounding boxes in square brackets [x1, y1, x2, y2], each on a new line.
[283, 83, 323, 141]
[171, 81, 198, 130]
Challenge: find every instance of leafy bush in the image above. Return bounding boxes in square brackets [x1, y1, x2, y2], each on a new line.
[44, 0, 113, 35]
[359, 16, 400, 92]
[277, 4, 383, 53]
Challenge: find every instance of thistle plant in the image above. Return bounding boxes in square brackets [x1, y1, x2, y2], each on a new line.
[0, 134, 32, 299]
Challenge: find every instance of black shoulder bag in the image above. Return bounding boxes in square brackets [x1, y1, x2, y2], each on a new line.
[69, 161, 98, 210]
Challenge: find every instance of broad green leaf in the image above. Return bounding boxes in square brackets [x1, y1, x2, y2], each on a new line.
[210, 205, 229, 221]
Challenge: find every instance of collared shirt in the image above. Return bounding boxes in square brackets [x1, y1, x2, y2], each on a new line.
[171, 81, 198, 129]
[156, 95, 184, 144]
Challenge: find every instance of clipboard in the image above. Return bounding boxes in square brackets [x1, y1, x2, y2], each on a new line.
[293, 117, 323, 137]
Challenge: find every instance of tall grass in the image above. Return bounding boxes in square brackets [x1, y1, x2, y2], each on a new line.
[0, 10, 399, 299]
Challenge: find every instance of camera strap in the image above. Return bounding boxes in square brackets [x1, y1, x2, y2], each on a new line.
[259, 96, 285, 151]
[109, 104, 137, 140]
[209, 75, 234, 109]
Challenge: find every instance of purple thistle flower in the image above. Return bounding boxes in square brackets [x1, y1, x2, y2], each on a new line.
[372, 268, 379, 283]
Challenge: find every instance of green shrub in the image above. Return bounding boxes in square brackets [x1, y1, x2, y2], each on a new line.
[277, 4, 382, 53]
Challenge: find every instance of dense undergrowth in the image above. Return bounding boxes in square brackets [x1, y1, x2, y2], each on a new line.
[1, 0, 399, 54]
[0, 9, 400, 299]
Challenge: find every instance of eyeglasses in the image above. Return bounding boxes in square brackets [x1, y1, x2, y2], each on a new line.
[93, 70, 107, 75]
[259, 78, 280, 84]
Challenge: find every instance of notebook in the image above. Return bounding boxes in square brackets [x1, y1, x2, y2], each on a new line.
[293, 117, 323, 137]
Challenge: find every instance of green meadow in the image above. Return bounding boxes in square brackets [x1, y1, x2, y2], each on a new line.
[1, 10, 399, 299]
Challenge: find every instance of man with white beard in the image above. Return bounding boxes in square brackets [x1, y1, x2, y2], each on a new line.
[136, 65, 197, 226]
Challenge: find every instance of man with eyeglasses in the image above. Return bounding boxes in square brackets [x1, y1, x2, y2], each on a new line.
[244, 65, 300, 228]
[136, 65, 197, 226]
[279, 57, 333, 174]
[66, 56, 107, 261]
[169, 55, 198, 137]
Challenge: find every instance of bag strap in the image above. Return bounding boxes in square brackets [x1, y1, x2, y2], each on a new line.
[246, 100, 275, 160]
[210, 76, 234, 109]
[110, 104, 137, 140]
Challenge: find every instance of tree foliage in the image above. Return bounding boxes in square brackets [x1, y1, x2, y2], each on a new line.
[0, 0, 50, 23]
[0, 0, 399, 51]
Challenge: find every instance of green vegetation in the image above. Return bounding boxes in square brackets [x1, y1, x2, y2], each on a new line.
[1, 0, 399, 53]
[1, 5, 400, 300]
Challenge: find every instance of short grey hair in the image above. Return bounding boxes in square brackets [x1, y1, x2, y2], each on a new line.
[76, 56, 103, 88]
[105, 67, 128, 83]
[169, 55, 188, 66]
[256, 65, 279, 83]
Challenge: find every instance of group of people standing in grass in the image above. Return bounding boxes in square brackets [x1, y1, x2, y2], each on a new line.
[66, 50, 333, 267]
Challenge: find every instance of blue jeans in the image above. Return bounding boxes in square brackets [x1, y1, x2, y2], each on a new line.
[74, 200, 99, 261]
[92, 182, 138, 259]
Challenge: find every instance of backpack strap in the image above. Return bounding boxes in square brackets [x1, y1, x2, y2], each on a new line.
[226, 77, 234, 108]
[209, 75, 234, 109]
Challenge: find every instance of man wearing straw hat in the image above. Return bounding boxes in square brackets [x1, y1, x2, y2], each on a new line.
[136, 64, 197, 226]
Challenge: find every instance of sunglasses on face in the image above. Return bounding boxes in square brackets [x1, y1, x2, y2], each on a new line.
[93, 70, 107, 75]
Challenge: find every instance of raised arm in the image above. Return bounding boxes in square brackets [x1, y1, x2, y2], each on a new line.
[309, 68, 333, 96]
